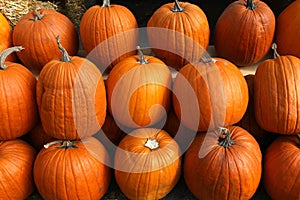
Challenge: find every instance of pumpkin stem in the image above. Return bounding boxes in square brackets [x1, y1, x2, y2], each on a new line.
[32, 8, 45, 21]
[102, 0, 110, 7]
[56, 35, 71, 62]
[137, 46, 149, 64]
[171, 0, 184, 12]
[200, 56, 217, 64]
[271, 43, 280, 58]
[44, 140, 63, 149]
[218, 127, 235, 148]
[145, 138, 160, 150]
[0, 46, 24, 70]
[245, 0, 257, 10]
[44, 140, 78, 149]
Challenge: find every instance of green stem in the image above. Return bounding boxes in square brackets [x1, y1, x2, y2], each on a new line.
[246, 0, 257, 10]
[32, 8, 44, 21]
[102, 0, 110, 7]
[171, 0, 184, 12]
[56, 35, 71, 62]
[0, 46, 24, 70]
[137, 46, 148, 64]
[271, 43, 280, 59]
[218, 127, 235, 148]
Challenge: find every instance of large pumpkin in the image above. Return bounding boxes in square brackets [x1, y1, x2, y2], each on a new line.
[275, 0, 300, 58]
[147, 0, 210, 70]
[264, 135, 300, 199]
[114, 128, 181, 200]
[254, 44, 300, 134]
[80, 0, 138, 72]
[0, 13, 16, 62]
[214, 0, 275, 66]
[0, 46, 38, 140]
[172, 57, 248, 132]
[13, 9, 79, 73]
[34, 137, 111, 200]
[0, 139, 36, 199]
[36, 36, 106, 140]
[106, 47, 171, 128]
[184, 126, 262, 200]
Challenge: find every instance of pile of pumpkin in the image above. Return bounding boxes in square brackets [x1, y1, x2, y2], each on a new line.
[0, 0, 300, 199]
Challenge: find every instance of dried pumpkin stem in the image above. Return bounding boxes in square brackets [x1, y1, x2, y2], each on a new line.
[56, 35, 71, 62]
[246, 0, 257, 10]
[200, 56, 217, 64]
[145, 138, 160, 150]
[0, 46, 24, 70]
[271, 43, 280, 58]
[218, 127, 235, 148]
[102, 0, 110, 7]
[171, 0, 184, 12]
[44, 140, 78, 149]
[137, 46, 149, 64]
[32, 8, 45, 21]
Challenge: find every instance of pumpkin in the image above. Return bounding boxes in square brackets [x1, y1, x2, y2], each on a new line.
[80, 0, 138, 73]
[214, 0, 275, 66]
[34, 137, 111, 200]
[106, 46, 171, 128]
[36, 36, 106, 140]
[254, 43, 300, 134]
[13, 9, 79, 73]
[172, 57, 248, 132]
[27, 121, 54, 150]
[0, 46, 38, 140]
[184, 126, 262, 200]
[275, 0, 300, 58]
[114, 128, 181, 200]
[0, 13, 16, 62]
[147, 0, 210, 70]
[0, 139, 36, 199]
[264, 135, 300, 199]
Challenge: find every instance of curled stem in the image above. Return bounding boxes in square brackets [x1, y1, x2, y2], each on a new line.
[32, 8, 44, 21]
[56, 35, 71, 62]
[171, 0, 184, 12]
[137, 46, 149, 64]
[271, 43, 280, 59]
[0, 46, 24, 70]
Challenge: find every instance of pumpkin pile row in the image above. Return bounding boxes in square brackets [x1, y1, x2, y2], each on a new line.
[0, 0, 300, 199]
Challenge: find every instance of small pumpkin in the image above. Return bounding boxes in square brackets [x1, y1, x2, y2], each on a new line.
[13, 9, 79, 73]
[184, 126, 262, 200]
[214, 0, 275, 66]
[264, 135, 300, 199]
[36, 36, 106, 140]
[114, 128, 181, 200]
[0, 13, 16, 62]
[27, 121, 54, 150]
[106, 46, 171, 128]
[80, 0, 138, 72]
[0, 139, 36, 199]
[254, 44, 300, 134]
[0, 46, 38, 140]
[34, 137, 111, 200]
[172, 57, 248, 132]
[147, 0, 210, 70]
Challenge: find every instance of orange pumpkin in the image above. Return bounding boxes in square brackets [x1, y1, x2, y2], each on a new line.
[0, 47, 38, 140]
[80, 0, 138, 72]
[114, 128, 181, 200]
[34, 137, 111, 200]
[147, 0, 210, 70]
[214, 0, 275, 66]
[106, 46, 171, 128]
[13, 9, 79, 73]
[0, 139, 36, 199]
[184, 126, 262, 200]
[0, 13, 16, 62]
[172, 57, 248, 132]
[27, 121, 54, 150]
[36, 36, 106, 140]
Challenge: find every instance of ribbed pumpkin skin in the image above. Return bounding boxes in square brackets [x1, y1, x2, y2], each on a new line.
[114, 128, 181, 200]
[34, 137, 111, 200]
[264, 135, 300, 199]
[172, 57, 248, 132]
[276, 0, 300, 58]
[0, 14, 16, 62]
[214, 0, 275, 66]
[80, 4, 138, 72]
[0, 61, 38, 140]
[184, 126, 262, 200]
[36, 56, 106, 140]
[13, 9, 79, 73]
[0, 139, 36, 199]
[254, 55, 300, 134]
[147, 2, 210, 70]
[106, 55, 171, 128]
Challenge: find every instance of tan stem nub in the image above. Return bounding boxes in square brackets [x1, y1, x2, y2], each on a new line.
[137, 46, 148, 64]
[171, 0, 184, 12]
[33, 8, 44, 21]
[246, 0, 257, 10]
[0, 46, 24, 70]
[102, 0, 110, 7]
[272, 43, 280, 58]
[56, 35, 71, 62]
[218, 127, 235, 148]
[145, 138, 160, 150]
